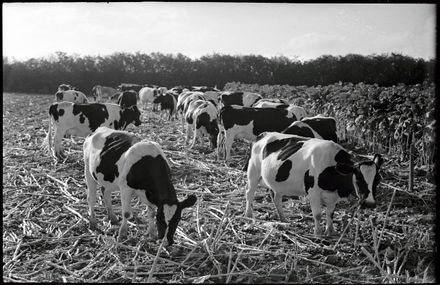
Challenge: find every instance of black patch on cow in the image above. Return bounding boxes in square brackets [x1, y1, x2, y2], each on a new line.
[154, 94, 175, 115]
[334, 150, 354, 174]
[118, 91, 138, 108]
[221, 92, 244, 106]
[126, 155, 177, 207]
[301, 117, 338, 142]
[318, 166, 354, 197]
[196, 112, 210, 130]
[220, 106, 297, 134]
[56, 92, 63, 101]
[304, 170, 314, 194]
[283, 124, 315, 137]
[263, 137, 305, 161]
[96, 132, 137, 182]
[276, 160, 292, 182]
[79, 114, 85, 124]
[49, 104, 64, 121]
[72, 103, 109, 131]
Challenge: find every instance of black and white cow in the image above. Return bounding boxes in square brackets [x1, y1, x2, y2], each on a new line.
[283, 115, 338, 142]
[92, 85, 121, 102]
[58, 84, 77, 91]
[118, 83, 144, 93]
[219, 91, 263, 108]
[153, 92, 178, 120]
[83, 127, 197, 245]
[217, 105, 298, 163]
[184, 100, 219, 149]
[245, 132, 383, 236]
[44, 102, 141, 159]
[117, 90, 138, 109]
[55, 90, 89, 104]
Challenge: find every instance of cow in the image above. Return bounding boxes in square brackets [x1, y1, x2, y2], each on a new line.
[217, 105, 298, 163]
[245, 131, 383, 236]
[92, 85, 121, 102]
[184, 100, 219, 149]
[139, 86, 160, 110]
[219, 91, 263, 109]
[44, 102, 141, 159]
[283, 115, 338, 142]
[153, 92, 178, 120]
[118, 83, 144, 93]
[58, 84, 77, 91]
[117, 90, 138, 109]
[178, 92, 205, 125]
[83, 126, 197, 245]
[55, 90, 89, 104]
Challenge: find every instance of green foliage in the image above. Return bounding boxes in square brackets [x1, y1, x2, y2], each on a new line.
[3, 52, 435, 94]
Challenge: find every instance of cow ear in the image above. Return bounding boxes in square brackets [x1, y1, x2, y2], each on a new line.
[373, 154, 383, 168]
[335, 162, 354, 175]
[180, 195, 197, 209]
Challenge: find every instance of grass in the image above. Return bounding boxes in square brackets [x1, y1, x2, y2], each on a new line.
[2, 92, 436, 283]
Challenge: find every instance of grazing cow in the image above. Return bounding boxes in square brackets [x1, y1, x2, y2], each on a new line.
[44, 102, 141, 159]
[245, 132, 383, 236]
[92, 85, 120, 102]
[184, 100, 219, 149]
[55, 90, 89, 104]
[58, 84, 77, 91]
[117, 90, 138, 109]
[139, 86, 160, 110]
[178, 92, 205, 125]
[217, 105, 298, 163]
[219, 91, 263, 108]
[118, 83, 144, 93]
[283, 115, 338, 142]
[83, 127, 197, 245]
[153, 92, 178, 120]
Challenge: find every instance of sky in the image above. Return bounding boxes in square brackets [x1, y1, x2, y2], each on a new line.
[2, 2, 436, 62]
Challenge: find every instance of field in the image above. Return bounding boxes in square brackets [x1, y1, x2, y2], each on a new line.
[3, 92, 436, 283]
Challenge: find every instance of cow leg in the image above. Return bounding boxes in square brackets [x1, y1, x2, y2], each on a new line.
[134, 190, 158, 239]
[245, 157, 261, 218]
[308, 188, 323, 236]
[185, 124, 192, 145]
[102, 186, 119, 225]
[224, 134, 234, 163]
[118, 187, 134, 241]
[189, 126, 198, 149]
[273, 192, 287, 222]
[84, 163, 99, 230]
[53, 129, 66, 159]
[323, 192, 338, 236]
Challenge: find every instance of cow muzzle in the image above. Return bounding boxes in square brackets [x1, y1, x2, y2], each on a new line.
[360, 200, 376, 208]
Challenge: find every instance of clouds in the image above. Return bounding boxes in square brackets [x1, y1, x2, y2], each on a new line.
[3, 3, 436, 61]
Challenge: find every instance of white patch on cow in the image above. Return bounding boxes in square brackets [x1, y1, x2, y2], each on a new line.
[359, 164, 377, 204]
[163, 204, 177, 225]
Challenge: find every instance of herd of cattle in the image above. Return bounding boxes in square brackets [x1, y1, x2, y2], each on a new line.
[43, 83, 383, 246]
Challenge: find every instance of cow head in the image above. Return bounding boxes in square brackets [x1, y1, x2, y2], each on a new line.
[156, 195, 197, 246]
[207, 120, 220, 148]
[121, 105, 142, 127]
[353, 154, 383, 208]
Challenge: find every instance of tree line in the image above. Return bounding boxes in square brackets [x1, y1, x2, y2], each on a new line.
[3, 51, 435, 95]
